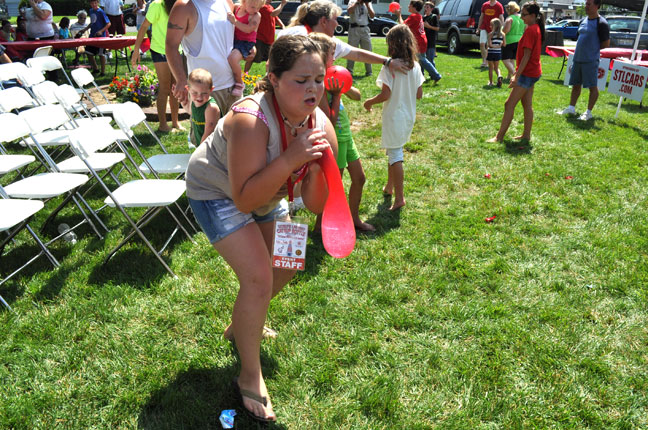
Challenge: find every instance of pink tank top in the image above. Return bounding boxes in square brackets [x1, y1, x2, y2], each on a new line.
[234, 7, 257, 42]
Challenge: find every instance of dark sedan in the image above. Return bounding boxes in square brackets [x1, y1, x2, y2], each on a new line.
[335, 14, 398, 37]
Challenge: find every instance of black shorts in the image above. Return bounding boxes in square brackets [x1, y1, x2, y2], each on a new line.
[85, 44, 105, 56]
[253, 40, 271, 63]
[502, 42, 518, 60]
[486, 52, 501, 62]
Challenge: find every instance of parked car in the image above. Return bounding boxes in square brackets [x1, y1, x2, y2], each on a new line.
[545, 19, 580, 41]
[271, 1, 301, 27]
[335, 13, 398, 36]
[123, 0, 153, 27]
[436, 0, 511, 54]
[607, 15, 648, 49]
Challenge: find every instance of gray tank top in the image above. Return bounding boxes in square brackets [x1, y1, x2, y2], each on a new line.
[185, 92, 327, 216]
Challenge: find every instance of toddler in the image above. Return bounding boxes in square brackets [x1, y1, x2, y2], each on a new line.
[487, 18, 505, 87]
[179, 68, 221, 147]
[364, 24, 424, 211]
[227, 0, 264, 97]
[310, 33, 374, 232]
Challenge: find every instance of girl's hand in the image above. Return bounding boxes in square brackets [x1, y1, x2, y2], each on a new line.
[326, 77, 343, 94]
[509, 76, 517, 88]
[283, 129, 330, 168]
[227, 12, 236, 24]
[363, 100, 372, 111]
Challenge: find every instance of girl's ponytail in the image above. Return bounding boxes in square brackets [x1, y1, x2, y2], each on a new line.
[537, 11, 545, 42]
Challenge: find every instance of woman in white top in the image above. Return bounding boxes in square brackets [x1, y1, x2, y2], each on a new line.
[279, 0, 409, 74]
[25, 0, 54, 40]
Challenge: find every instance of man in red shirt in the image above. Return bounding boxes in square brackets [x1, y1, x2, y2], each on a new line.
[396, 0, 441, 82]
[477, 0, 504, 67]
[244, 0, 287, 73]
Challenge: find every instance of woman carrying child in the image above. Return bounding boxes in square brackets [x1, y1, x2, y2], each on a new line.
[227, 0, 264, 97]
[487, 17, 505, 87]
[363, 24, 424, 211]
[310, 32, 374, 232]
[185, 35, 336, 423]
[488, 1, 544, 143]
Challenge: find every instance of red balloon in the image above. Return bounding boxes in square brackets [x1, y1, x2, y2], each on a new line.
[324, 65, 353, 94]
[388, 2, 401, 12]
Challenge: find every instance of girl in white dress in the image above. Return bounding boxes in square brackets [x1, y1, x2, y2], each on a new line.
[364, 24, 424, 211]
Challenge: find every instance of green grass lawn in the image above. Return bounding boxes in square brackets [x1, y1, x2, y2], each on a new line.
[1, 38, 648, 429]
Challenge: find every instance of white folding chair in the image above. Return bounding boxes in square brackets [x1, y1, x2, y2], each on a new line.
[68, 124, 196, 278]
[0, 62, 29, 90]
[27, 55, 76, 88]
[0, 185, 60, 311]
[0, 87, 38, 114]
[112, 102, 191, 177]
[53, 84, 114, 129]
[71, 68, 126, 116]
[14, 67, 47, 101]
[32, 46, 53, 58]
[0, 112, 105, 239]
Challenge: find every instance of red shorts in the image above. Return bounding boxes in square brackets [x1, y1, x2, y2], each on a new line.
[107, 14, 126, 35]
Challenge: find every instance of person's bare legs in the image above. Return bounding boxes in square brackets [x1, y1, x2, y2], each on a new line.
[228, 49, 244, 85]
[587, 86, 599, 110]
[99, 54, 106, 75]
[514, 86, 534, 140]
[487, 85, 528, 142]
[346, 159, 374, 230]
[87, 54, 98, 72]
[153, 61, 173, 132]
[214, 222, 282, 421]
[488, 61, 494, 85]
[480, 43, 488, 66]
[167, 71, 183, 130]
[503, 59, 515, 80]
[570, 84, 582, 107]
[389, 161, 405, 210]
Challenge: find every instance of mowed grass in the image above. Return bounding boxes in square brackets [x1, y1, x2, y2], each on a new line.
[1, 38, 648, 429]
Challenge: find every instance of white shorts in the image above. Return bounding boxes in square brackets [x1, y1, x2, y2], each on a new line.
[386, 147, 404, 165]
[480, 29, 489, 44]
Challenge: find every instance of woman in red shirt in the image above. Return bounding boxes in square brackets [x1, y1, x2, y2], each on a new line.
[488, 1, 545, 143]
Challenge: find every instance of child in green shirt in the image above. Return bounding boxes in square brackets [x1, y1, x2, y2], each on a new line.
[180, 68, 221, 147]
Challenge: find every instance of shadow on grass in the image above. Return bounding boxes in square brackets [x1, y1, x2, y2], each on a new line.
[503, 139, 533, 155]
[138, 359, 286, 430]
[605, 116, 648, 141]
[364, 194, 402, 235]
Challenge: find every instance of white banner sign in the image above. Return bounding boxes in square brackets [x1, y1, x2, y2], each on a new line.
[608, 61, 648, 103]
[563, 55, 610, 91]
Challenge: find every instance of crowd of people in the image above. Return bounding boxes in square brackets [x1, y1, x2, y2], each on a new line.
[0, 0, 614, 423]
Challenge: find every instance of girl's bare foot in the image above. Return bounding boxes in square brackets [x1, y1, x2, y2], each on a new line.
[513, 135, 530, 141]
[158, 125, 171, 133]
[354, 221, 375, 232]
[236, 374, 276, 421]
[389, 200, 406, 211]
[382, 187, 393, 196]
[171, 124, 186, 133]
[486, 136, 502, 143]
[224, 324, 277, 341]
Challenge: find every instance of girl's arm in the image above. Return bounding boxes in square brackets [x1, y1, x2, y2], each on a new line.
[344, 86, 361, 101]
[300, 118, 338, 214]
[229, 11, 261, 33]
[511, 47, 531, 86]
[225, 100, 332, 213]
[416, 85, 422, 100]
[200, 103, 221, 143]
[363, 84, 391, 111]
[320, 77, 343, 124]
[487, 32, 494, 48]
[131, 18, 151, 67]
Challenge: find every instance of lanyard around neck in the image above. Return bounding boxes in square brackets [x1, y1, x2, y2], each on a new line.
[272, 93, 312, 202]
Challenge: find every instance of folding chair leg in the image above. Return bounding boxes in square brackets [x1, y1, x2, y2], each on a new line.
[0, 293, 12, 311]
[102, 206, 178, 278]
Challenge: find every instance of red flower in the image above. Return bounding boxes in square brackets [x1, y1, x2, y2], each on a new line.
[484, 173, 491, 179]
[485, 215, 497, 223]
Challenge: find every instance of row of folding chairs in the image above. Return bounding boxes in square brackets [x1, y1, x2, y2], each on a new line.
[0, 67, 197, 309]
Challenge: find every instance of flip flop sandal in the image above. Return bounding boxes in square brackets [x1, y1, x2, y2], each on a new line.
[232, 377, 276, 423]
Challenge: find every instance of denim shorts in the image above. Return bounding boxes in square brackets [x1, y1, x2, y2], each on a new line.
[518, 74, 541, 89]
[568, 60, 598, 88]
[188, 197, 289, 244]
[233, 39, 255, 58]
[150, 49, 167, 63]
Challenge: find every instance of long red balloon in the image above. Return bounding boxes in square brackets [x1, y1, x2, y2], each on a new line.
[317, 148, 356, 258]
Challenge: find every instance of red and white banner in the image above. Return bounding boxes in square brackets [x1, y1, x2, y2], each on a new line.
[608, 61, 648, 102]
